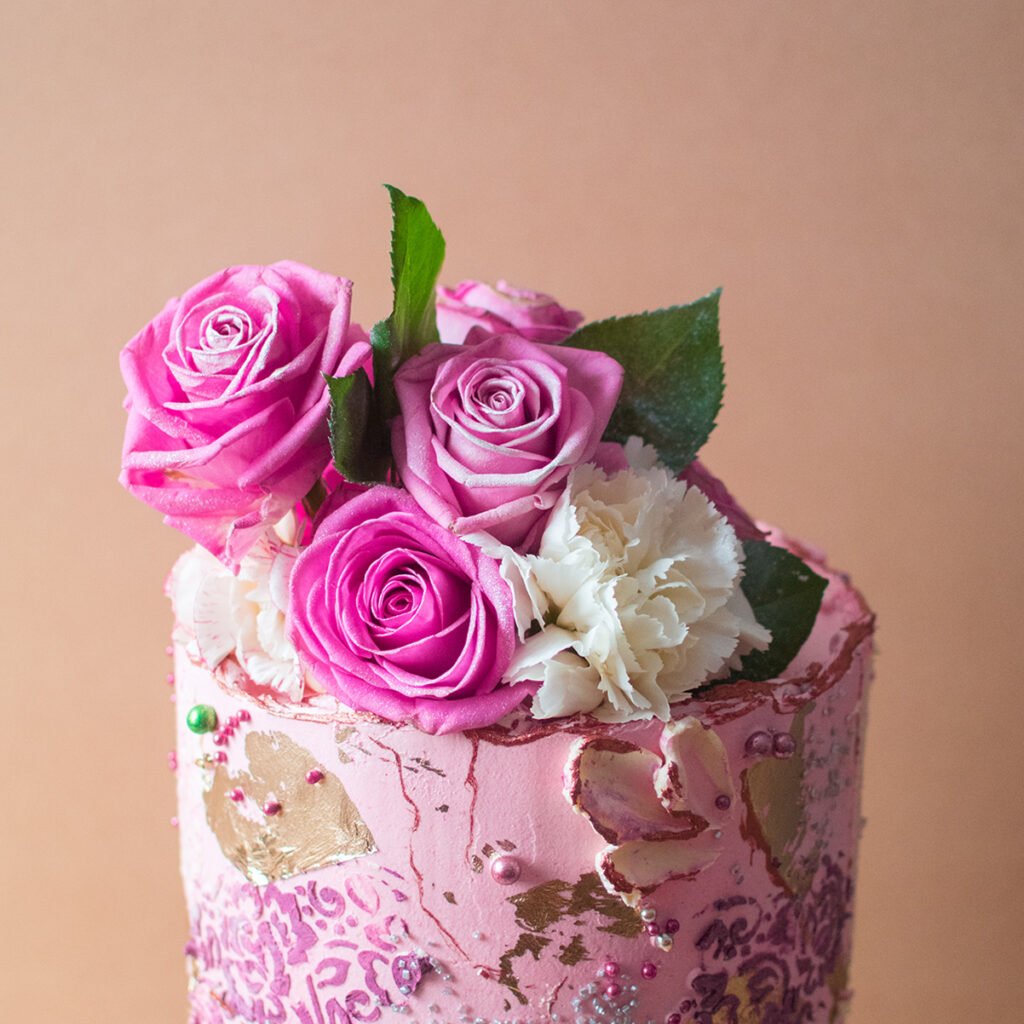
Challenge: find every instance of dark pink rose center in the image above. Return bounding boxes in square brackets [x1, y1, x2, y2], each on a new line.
[166, 286, 297, 401]
[476, 377, 517, 412]
[378, 577, 418, 618]
[455, 363, 549, 431]
[353, 548, 472, 669]
[436, 357, 566, 472]
[202, 307, 253, 351]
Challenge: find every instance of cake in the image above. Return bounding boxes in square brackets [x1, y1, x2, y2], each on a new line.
[120, 187, 874, 1024]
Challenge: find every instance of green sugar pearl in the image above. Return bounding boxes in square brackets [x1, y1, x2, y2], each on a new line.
[186, 703, 218, 735]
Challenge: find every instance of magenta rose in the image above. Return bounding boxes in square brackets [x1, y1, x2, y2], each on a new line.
[288, 487, 529, 734]
[391, 332, 624, 548]
[120, 262, 369, 566]
[436, 279, 583, 345]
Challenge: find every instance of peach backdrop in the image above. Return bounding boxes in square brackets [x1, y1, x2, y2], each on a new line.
[2, 2, 1021, 1022]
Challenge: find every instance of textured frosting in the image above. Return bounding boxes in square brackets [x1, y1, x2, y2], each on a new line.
[175, 540, 873, 1024]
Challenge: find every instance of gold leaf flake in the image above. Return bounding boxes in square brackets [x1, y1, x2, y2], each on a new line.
[496, 874, 640, 1003]
[409, 757, 446, 777]
[740, 705, 819, 896]
[510, 872, 643, 938]
[497, 933, 550, 1006]
[205, 731, 376, 884]
[557, 933, 588, 966]
[828, 954, 852, 1022]
[722, 974, 761, 1023]
[333, 725, 355, 764]
[510, 878, 571, 932]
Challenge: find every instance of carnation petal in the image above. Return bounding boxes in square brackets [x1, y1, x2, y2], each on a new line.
[530, 653, 604, 720]
[193, 572, 238, 669]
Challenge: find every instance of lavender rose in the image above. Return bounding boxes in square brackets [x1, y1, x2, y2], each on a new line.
[120, 262, 369, 566]
[288, 487, 529, 734]
[436, 279, 583, 345]
[391, 332, 624, 548]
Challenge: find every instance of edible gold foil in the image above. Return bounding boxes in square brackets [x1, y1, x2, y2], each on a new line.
[722, 974, 762, 1023]
[828, 954, 852, 1022]
[333, 725, 355, 763]
[497, 933, 551, 1005]
[204, 731, 376, 884]
[557, 934, 588, 966]
[495, 873, 642, 1003]
[740, 706, 818, 896]
[511, 872, 643, 938]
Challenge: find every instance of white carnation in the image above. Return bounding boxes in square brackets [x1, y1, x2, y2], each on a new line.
[491, 443, 771, 722]
[167, 533, 304, 701]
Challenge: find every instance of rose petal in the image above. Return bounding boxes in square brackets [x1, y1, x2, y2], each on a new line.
[655, 716, 735, 827]
[436, 279, 583, 346]
[565, 737, 706, 845]
[596, 831, 722, 907]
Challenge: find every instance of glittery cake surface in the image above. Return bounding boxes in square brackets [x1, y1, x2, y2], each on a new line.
[175, 541, 873, 1024]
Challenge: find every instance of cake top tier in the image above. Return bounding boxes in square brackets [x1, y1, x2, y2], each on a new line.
[121, 186, 829, 736]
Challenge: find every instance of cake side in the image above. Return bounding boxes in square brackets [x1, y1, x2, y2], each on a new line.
[176, 550, 872, 1024]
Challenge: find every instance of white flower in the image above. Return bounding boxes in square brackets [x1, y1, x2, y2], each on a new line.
[482, 442, 771, 722]
[167, 533, 304, 701]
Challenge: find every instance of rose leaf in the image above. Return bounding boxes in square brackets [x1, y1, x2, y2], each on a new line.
[384, 184, 446, 361]
[369, 318, 399, 422]
[732, 541, 827, 682]
[326, 369, 391, 484]
[568, 289, 724, 472]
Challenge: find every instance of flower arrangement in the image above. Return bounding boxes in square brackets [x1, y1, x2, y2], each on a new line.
[125, 187, 826, 734]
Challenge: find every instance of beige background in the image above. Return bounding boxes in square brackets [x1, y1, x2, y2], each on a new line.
[2, 2, 1022, 1021]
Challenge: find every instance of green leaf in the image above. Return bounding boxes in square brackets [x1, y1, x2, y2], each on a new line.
[569, 289, 724, 472]
[369, 318, 398, 421]
[385, 184, 445, 359]
[325, 370, 390, 484]
[324, 187, 445, 483]
[733, 541, 828, 682]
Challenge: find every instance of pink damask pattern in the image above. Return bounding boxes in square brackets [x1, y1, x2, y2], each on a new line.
[680, 854, 854, 1023]
[186, 869, 421, 1024]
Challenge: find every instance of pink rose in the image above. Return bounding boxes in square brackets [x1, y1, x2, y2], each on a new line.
[436, 279, 583, 345]
[289, 487, 529, 734]
[391, 332, 624, 548]
[119, 262, 369, 566]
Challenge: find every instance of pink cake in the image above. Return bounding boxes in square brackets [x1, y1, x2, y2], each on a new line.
[120, 188, 874, 1023]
